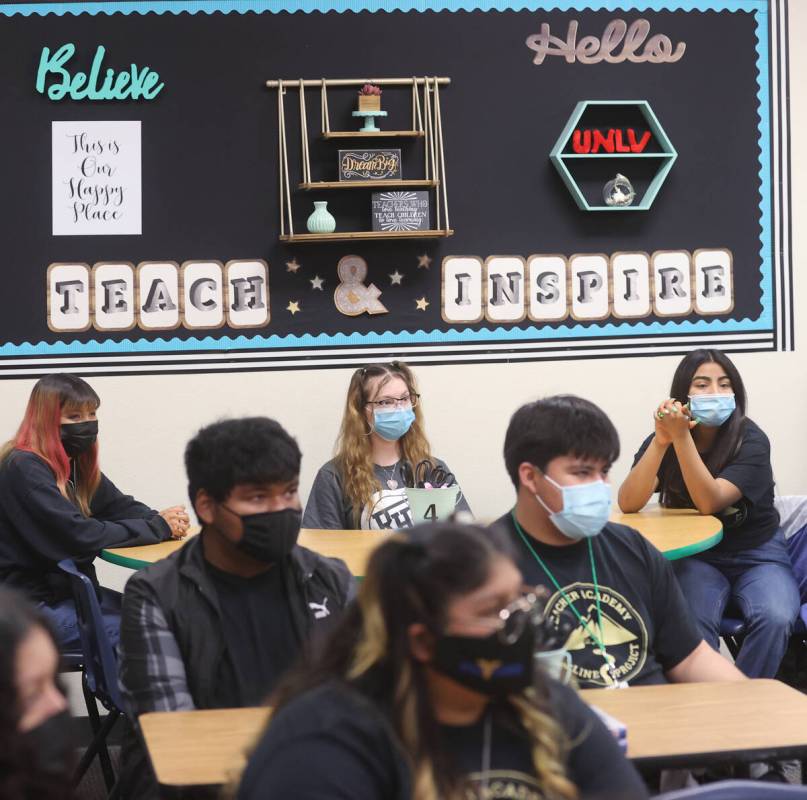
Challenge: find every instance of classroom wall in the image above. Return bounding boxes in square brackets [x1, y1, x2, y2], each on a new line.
[1, 0, 804, 596]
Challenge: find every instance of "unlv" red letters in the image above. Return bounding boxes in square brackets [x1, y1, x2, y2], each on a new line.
[572, 129, 652, 154]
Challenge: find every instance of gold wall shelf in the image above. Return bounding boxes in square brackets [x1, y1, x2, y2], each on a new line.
[299, 179, 439, 190]
[280, 230, 454, 243]
[267, 76, 452, 242]
[321, 130, 425, 139]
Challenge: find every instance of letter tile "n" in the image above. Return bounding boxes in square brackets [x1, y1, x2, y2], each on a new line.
[486, 256, 526, 323]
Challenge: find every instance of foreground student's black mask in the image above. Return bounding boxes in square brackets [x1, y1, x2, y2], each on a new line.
[60, 420, 98, 457]
[20, 708, 74, 777]
[220, 505, 302, 563]
[430, 622, 536, 697]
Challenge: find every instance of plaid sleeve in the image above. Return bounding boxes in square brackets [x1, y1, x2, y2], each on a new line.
[118, 576, 195, 715]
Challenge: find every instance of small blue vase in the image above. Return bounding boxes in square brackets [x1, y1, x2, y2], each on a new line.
[306, 201, 336, 233]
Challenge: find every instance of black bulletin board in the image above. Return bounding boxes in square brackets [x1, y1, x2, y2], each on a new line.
[0, 0, 791, 373]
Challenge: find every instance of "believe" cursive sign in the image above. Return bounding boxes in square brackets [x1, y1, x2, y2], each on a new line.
[526, 19, 685, 65]
[36, 44, 164, 101]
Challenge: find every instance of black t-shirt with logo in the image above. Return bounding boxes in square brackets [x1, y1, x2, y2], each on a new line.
[632, 419, 779, 553]
[494, 514, 702, 689]
[238, 680, 648, 799]
[205, 561, 300, 706]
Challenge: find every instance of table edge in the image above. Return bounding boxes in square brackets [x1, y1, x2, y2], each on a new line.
[100, 548, 151, 569]
[140, 707, 272, 787]
[629, 744, 807, 769]
[658, 527, 724, 561]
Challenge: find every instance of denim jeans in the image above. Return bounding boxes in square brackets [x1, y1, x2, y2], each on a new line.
[37, 587, 123, 653]
[673, 529, 799, 678]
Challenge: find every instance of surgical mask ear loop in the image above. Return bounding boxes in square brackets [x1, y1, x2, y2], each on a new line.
[531, 467, 559, 515]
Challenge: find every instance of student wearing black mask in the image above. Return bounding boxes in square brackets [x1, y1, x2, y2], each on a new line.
[238, 523, 647, 800]
[0, 586, 75, 800]
[0, 374, 187, 651]
[118, 416, 355, 798]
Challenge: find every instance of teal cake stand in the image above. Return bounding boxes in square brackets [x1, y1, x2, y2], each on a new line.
[351, 110, 388, 132]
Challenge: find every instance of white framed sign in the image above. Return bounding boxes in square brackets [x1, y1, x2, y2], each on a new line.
[51, 120, 142, 236]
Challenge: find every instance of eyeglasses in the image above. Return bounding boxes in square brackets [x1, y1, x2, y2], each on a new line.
[453, 588, 546, 645]
[365, 393, 420, 410]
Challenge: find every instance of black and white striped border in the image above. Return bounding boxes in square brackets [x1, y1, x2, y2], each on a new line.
[0, 330, 775, 377]
[771, 0, 794, 351]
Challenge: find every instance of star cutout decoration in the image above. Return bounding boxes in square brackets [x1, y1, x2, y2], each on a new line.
[417, 253, 432, 269]
[286, 301, 301, 315]
[286, 258, 301, 274]
[389, 271, 404, 285]
[415, 297, 430, 311]
[310, 275, 325, 290]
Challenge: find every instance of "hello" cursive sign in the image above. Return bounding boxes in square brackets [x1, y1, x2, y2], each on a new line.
[526, 19, 686, 65]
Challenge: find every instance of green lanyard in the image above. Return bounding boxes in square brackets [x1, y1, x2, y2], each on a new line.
[510, 510, 609, 660]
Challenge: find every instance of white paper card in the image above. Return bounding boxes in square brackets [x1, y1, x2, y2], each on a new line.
[612, 252, 651, 318]
[442, 257, 483, 323]
[486, 256, 526, 323]
[528, 255, 567, 322]
[570, 254, 609, 320]
[52, 120, 142, 236]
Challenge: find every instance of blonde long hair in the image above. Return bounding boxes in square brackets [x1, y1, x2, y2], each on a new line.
[268, 524, 578, 800]
[334, 362, 432, 525]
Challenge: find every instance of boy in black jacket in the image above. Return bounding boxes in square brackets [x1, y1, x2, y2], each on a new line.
[118, 416, 355, 797]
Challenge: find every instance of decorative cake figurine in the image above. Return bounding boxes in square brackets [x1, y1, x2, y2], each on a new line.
[603, 173, 636, 207]
[353, 84, 387, 133]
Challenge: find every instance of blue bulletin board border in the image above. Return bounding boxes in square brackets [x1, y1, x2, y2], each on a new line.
[0, 0, 788, 366]
[0, 1, 773, 17]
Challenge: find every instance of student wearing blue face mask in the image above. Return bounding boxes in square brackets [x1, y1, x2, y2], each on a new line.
[619, 349, 799, 678]
[492, 394, 743, 689]
[303, 361, 470, 530]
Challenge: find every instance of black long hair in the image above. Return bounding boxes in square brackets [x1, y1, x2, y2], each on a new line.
[268, 523, 576, 800]
[658, 349, 747, 507]
[0, 587, 73, 800]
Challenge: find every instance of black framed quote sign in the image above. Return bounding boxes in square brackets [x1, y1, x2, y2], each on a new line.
[0, 0, 792, 375]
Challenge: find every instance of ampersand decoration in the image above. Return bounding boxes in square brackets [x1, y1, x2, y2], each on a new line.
[333, 255, 388, 316]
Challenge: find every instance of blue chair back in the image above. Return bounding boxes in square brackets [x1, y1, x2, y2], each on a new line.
[786, 523, 807, 621]
[658, 780, 807, 799]
[57, 559, 124, 712]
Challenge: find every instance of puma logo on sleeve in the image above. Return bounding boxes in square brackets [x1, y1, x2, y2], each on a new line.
[308, 597, 330, 619]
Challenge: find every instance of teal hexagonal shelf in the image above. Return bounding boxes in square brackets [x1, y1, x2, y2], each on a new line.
[549, 100, 677, 212]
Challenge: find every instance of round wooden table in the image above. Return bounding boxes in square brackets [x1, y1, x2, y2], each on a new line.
[101, 527, 389, 575]
[611, 506, 723, 560]
[101, 508, 722, 571]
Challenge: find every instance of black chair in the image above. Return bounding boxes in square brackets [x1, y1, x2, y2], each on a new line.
[658, 780, 807, 798]
[58, 559, 124, 797]
[58, 648, 107, 753]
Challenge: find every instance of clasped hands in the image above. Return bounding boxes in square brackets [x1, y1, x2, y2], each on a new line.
[654, 398, 698, 446]
[159, 505, 191, 540]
